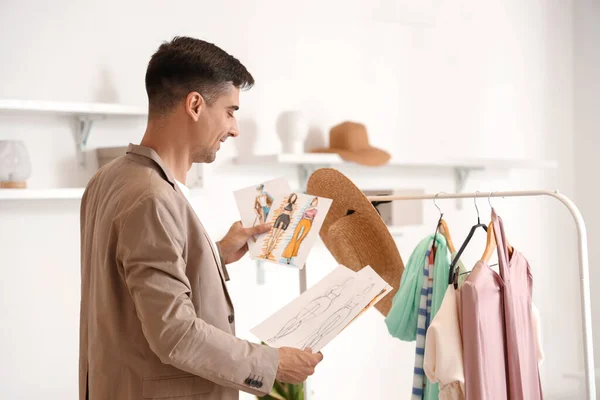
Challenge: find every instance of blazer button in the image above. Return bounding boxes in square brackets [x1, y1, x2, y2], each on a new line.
[258, 382, 263, 388]
[228, 314, 234, 323]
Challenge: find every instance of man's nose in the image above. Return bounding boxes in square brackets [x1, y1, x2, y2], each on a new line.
[230, 120, 239, 137]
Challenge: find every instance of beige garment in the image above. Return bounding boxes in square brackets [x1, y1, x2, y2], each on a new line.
[79, 143, 278, 400]
[424, 281, 544, 400]
[424, 285, 465, 400]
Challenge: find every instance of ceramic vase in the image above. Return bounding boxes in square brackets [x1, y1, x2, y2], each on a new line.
[0, 140, 32, 188]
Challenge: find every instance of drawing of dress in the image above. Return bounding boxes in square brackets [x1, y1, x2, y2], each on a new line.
[299, 282, 374, 351]
[282, 206, 318, 263]
[267, 278, 353, 343]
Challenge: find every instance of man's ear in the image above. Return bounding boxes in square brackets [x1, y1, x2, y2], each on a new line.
[185, 92, 204, 122]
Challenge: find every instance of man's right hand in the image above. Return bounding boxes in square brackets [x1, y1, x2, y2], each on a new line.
[275, 347, 323, 385]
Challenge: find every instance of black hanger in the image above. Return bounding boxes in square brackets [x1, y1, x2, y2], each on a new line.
[448, 193, 488, 287]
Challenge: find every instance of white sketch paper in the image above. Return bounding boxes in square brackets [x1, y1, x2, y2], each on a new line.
[251, 265, 392, 352]
[256, 192, 332, 268]
[233, 177, 292, 258]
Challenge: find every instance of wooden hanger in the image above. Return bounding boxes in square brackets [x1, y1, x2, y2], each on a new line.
[480, 222, 496, 263]
[480, 221, 514, 263]
[438, 219, 456, 254]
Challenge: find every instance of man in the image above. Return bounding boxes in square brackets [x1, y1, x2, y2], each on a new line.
[79, 36, 323, 400]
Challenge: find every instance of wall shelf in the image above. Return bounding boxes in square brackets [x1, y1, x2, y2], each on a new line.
[0, 99, 148, 117]
[0, 187, 204, 201]
[234, 153, 557, 169]
[234, 153, 558, 208]
[0, 98, 148, 167]
[0, 188, 85, 200]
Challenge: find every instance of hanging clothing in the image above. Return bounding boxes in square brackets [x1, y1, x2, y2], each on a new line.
[385, 233, 450, 400]
[412, 241, 437, 399]
[532, 304, 544, 364]
[452, 251, 468, 287]
[492, 209, 544, 399]
[385, 234, 450, 342]
[424, 285, 464, 400]
[423, 255, 468, 400]
[460, 260, 507, 399]
[425, 265, 544, 400]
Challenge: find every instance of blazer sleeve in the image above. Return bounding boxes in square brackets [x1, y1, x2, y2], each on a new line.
[117, 193, 279, 396]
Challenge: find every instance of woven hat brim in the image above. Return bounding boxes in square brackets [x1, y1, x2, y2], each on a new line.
[311, 147, 391, 166]
[306, 168, 404, 316]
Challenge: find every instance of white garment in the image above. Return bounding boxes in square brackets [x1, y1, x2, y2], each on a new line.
[424, 285, 544, 400]
[424, 285, 465, 400]
[258, 194, 268, 207]
[175, 180, 223, 268]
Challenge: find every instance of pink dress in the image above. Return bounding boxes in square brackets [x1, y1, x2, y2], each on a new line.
[461, 210, 544, 399]
[493, 210, 543, 399]
[460, 260, 507, 399]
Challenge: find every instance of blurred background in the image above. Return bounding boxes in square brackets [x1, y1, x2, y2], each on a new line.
[0, 0, 598, 398]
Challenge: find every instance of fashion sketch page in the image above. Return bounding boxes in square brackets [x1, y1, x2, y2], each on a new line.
[257, 193, 332, 268]
[251, 265, 392, 353]
[233, 176, 291, 259]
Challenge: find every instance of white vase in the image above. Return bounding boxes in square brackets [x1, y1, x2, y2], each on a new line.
[276, 111, 309, 154]
[0, 140, 32, 188]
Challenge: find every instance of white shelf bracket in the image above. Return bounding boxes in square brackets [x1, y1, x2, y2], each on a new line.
[298, 164, 329, 192]
[454, 167, 470, 209]
[75, 115, 105, 168]
[75, 115, 102, 168]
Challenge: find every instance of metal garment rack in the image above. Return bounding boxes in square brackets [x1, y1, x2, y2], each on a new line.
[297, 189, 596, 400]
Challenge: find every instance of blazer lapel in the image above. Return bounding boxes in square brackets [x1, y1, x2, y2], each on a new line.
[201, 228, 234, 310]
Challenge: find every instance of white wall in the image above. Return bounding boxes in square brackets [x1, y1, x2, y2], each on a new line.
[0, 0, 589, 399]
[574, 0, 600, 372]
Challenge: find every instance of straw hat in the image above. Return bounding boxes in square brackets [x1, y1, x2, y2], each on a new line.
[311, 121, 391, 166]
[306, 168, 404, 316]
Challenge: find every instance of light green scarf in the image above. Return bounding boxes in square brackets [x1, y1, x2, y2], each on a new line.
[384, 233, 450, 342]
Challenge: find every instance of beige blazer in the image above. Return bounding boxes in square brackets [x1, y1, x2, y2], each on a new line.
[79, 143, 279, 400]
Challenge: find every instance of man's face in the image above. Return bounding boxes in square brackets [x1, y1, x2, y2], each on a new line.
[190, 84, 240, 163]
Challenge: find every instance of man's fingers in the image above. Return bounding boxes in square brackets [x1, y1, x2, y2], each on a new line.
[303, 347, 323, 364]
[248, 223, 272, 236]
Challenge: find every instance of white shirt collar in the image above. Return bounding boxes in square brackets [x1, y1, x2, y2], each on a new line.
[175, 180, 191, 199]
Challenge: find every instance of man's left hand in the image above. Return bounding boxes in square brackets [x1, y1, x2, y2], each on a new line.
[217, 221, 272, 265]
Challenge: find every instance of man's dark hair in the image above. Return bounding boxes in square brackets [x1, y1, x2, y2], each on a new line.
[145, 36, 254, 116]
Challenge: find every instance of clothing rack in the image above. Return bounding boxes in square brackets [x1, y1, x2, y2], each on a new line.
[297, 189, 596, 400]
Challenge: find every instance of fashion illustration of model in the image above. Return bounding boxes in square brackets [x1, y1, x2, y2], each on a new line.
[281, 197, 319, 265]
[253, 184, 273, 226]
[266, 277, 354, 343]
[263, 193, 298, 259]
[299, 282, 375, 351]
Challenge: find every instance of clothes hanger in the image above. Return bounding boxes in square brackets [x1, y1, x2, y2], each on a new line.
[439, 219, 456, 254]
[448, 192, 488, 287]
[432, 192, 445, 250]
[431, 192, 456, 253]
[480, 192, 514, 263]
[480, 221, 496, 263]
